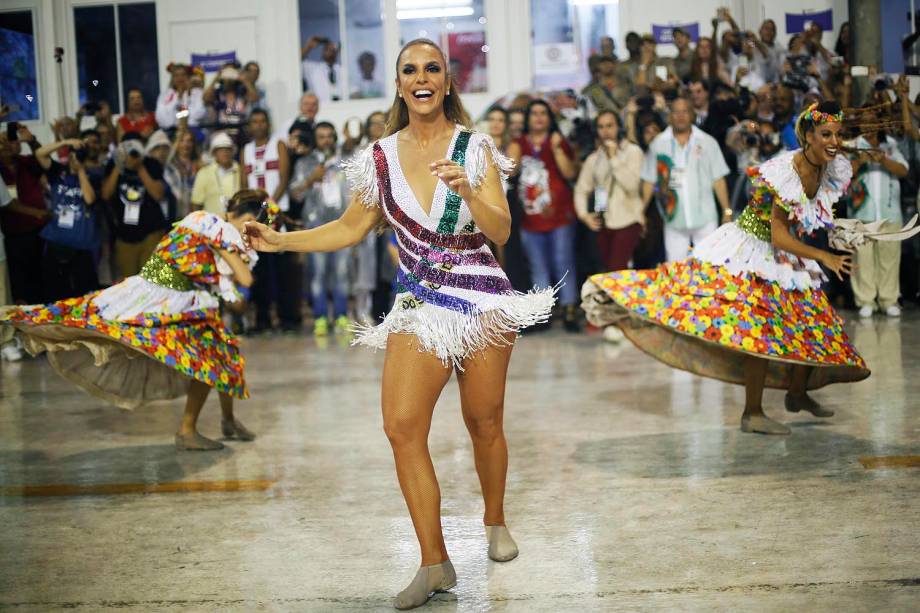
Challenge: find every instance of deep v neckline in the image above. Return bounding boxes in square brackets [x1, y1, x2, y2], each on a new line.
[394, 125, 460, 219]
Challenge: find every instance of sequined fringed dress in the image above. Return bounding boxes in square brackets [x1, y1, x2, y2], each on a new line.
[582, 151, 870, 390]
[344, 125, 556, 366]
[0, 211, 257, 409]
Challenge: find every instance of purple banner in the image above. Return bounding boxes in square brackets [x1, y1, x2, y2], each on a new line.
[652, 23, 699, 45]
[785, 9, 833, 34]
[190, 51, 237, 73]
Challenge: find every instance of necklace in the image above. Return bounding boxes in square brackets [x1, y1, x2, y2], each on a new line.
[801, 148, 824, 169]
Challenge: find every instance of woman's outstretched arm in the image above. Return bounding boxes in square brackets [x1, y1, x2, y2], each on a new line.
[245, 195, 384, 253]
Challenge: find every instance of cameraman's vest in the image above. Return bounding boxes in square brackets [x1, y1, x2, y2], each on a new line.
[243, 136, 289, 211]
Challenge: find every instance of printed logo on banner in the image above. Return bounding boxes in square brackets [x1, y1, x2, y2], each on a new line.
[785, 9, 833, 34]
[652, 23, 699, 45]
[191, 51, 238, 73]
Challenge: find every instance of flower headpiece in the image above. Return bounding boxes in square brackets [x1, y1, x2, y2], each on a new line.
[800, 103, 844, 124]
[257, 199, 281, 225]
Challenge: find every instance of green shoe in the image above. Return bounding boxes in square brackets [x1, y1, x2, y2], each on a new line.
[334, 315, 352, 334]
[314, 316, 329, 337]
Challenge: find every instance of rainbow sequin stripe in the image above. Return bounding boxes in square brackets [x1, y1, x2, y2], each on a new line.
[373, 131, 512, 314]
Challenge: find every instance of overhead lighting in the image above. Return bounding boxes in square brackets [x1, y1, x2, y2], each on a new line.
[397, 7, 475, 20]
[572, 0, 618, 5]
[397, 0, 472, 9]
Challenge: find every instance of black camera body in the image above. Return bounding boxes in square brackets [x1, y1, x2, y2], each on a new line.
[6, 121, 19, 140]
[75, 147, 88, 163]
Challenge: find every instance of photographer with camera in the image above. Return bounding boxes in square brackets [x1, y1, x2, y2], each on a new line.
[574, 110, 645, 273]
[204, 61, 259, 147]
[301, 36, 343, 102]
[726, 119, 782, 211]
[34, 137, 101, 301]
[101, 133, 168, 278]
[155, 63, 207, 133]
[0, 123, 47, 304]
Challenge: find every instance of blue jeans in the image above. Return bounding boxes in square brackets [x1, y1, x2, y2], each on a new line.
[520, 223, 577, 305]
[311, 250, 349, 319]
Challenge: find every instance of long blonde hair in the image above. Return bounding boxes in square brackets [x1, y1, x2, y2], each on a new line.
[384, 39, 472, 136]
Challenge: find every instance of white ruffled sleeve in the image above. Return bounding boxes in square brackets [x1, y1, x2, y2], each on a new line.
[342, 142, 380, 208]
[465, 131, 516, 190]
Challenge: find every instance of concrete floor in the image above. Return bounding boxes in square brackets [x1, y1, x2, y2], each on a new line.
[1, 312, 919, 612]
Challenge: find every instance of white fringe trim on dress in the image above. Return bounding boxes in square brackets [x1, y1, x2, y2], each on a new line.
[352, 287, 556, 368]
[342, 142, 380, 208]
[692, 222, 826, 291]
[465, 132, 516, 189]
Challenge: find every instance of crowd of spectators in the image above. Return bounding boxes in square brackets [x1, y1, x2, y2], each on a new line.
[2, 9, 920, 361]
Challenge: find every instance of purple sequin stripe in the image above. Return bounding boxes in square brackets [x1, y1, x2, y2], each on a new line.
[396, 269, 478, 314]
[398, 248, 513, 294]
[393, 225, 500, 269]
[373, 144, 486, 251]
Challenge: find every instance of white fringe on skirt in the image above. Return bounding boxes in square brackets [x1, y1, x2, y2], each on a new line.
[352, 288, 556, 369]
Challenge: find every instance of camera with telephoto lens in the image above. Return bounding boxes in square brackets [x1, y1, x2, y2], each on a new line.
[742, 129, 761, 148]
[782, 54, 812, 91]
[119, 139, 145, 163]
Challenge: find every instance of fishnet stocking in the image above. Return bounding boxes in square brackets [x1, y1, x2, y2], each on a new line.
[457, 335, 514, 527]
[382, 334, 454, 566]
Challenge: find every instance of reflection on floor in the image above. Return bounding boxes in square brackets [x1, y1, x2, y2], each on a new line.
[1, 312, 918, 611]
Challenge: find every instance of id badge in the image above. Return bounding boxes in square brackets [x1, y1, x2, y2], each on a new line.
[322, 175, 342, 209]
[124, 202, 141, 225]
[668, 167, 686, 192]
[254, 159, 266, 176]
[593, 186, 609, 213]
[58, 206, 76, 229]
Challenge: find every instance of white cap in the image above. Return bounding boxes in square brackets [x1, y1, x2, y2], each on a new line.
[209, 131, 234, 153]
[145, 129, 171, 153]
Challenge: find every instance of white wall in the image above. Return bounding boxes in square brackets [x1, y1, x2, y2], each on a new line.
[620, 0, 848, 57]
[14, 0, 853, 146]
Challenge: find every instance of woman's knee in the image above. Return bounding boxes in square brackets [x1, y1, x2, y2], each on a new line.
[382, 410, 426, 448]
[464, 410, 503, 445]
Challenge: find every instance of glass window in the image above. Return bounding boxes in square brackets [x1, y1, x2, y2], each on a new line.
[74, 3, 160, 115]
[397, 0, 488, 94]
[345, 0, 386, 99]
[74, 5, 120, 113]
[117, 3, 160, 114]
[298, 0, 344, 101]
[0, 9, 40, 121]
[531, 0, 620, 91]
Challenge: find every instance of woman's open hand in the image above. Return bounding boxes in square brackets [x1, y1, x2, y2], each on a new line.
[243, 221, 284, 252]
[431, 158, 476, 202]
[821, 251, 854, 280]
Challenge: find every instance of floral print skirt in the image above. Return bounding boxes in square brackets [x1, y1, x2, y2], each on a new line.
[0, 289, 246, 410]
[581, 258, 870, 390]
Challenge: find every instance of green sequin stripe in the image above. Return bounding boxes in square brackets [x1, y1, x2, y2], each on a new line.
[435, 130, 472, 236]
[138, 253, 194, 292]
[737, 206, 772, 242]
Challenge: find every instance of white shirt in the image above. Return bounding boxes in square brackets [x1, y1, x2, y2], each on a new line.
[641, 126, 730, 231]
[302, 60, 343, 102]
[155, 87, 207, 128]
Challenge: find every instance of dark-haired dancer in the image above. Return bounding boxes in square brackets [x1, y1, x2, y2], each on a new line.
[583, 101, 870, 434]
[0, 190, 275, 449]
[245, 39, 554, 610]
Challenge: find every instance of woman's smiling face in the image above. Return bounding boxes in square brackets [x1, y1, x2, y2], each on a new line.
[396, 43, 448, 119]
